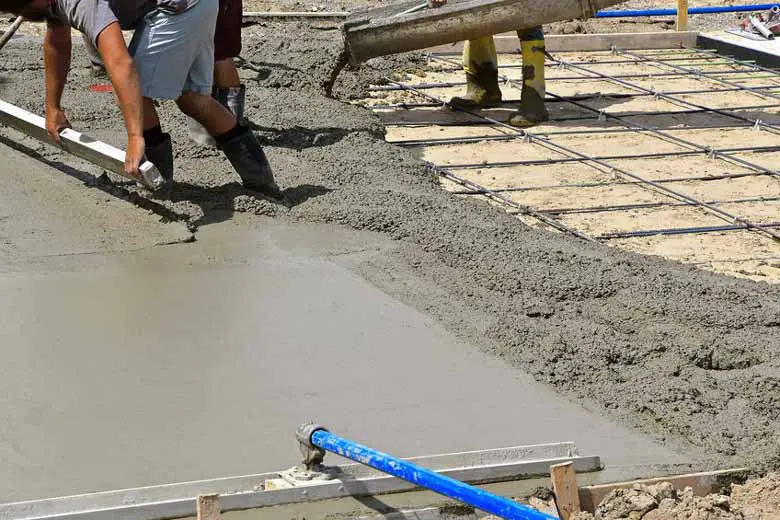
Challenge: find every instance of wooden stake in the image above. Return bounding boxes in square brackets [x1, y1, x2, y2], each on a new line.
[197, 494, 221, 520]
[677, 0, 689, 31]
[550, 462, 581, 520]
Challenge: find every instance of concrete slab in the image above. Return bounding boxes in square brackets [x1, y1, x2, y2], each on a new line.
[0, 132, 689, 503]
[0, 216, 689, 503]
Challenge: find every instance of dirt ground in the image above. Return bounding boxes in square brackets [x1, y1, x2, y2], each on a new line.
[570, 473, 780, 519]
[1, 0, 779, 500]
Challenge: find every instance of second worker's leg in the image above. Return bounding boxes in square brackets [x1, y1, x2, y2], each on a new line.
[188, 59, 246, 146]
[213, 59, 245, 122]
[450, 36, 502, 109]
[508, 26, 550, 127]
[189, 0, 246, 146]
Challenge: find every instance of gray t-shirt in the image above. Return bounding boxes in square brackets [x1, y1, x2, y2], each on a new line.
[52, 0, 197, 45]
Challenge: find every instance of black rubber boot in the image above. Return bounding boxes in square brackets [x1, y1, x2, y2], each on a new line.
[219, 126, 281, 198]
[508, 27, 550, 127]
[143, 133, 174, 198]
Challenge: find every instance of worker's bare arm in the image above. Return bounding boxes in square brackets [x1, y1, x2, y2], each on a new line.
[96, 22, 145, 180]
[43, 22, 72, 144]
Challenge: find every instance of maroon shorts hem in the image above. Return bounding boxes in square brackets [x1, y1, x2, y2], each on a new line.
[214, 0, 243, 61]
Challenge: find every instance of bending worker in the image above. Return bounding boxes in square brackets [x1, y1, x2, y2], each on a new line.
[3, 0, 280, 199]
[430, 0, 548, 127]
[82, 0, 244, 147]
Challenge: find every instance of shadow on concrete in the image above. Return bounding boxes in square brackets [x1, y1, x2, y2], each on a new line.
[352, 494, 406, 517]
[171, 181, 332, 229]
[0, 132, 330, 231]
[0, 133, 185, 223]
[236, 57, 305, 81]
[250, 123, 353, 150]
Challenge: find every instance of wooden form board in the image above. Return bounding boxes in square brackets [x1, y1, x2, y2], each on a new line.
[550, 462, 581, 520]
[0, 444, 601, 520]
[427, 31, 700, 54]
[0, 99, 163, 189]
[196, 495, 221, 520]
[578, 468, 749, 512]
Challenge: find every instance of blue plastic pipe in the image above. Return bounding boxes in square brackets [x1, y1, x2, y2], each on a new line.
[596, 3, 779, 17]
[310, 429, 557, 520]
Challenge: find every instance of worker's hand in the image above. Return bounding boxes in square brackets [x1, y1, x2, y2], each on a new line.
[125, 134, 145, 182]
[45, 107, 71, 145]
[428, 0, 446, 7]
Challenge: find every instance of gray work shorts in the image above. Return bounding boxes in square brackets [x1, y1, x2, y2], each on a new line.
[128, 0, 218, 100]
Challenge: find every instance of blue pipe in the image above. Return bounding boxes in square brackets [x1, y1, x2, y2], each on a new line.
[596, 3, 779, 18]
[310, 429, 556, 520]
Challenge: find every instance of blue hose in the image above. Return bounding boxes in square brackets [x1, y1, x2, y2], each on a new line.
[310, 429, 556, 520]
[596, 3, 779, 17]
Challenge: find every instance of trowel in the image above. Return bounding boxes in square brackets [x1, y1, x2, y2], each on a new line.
[339, 0, 627, 64]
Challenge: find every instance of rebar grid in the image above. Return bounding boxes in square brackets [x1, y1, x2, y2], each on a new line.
[380, 103, 780, 126]
[391, 122, 759, 142]
[385, 71, 780, 241]
[371, 46, 780, 244]
[617, 48, 780, 103]
[428, 163, 596, 241]
[368, 70, 780, 91]
[517, 53, 780, 195]
[427, 53, 780, 238]
[432, 51, 780, 183]
[450, 171, 771, 194]
[541, 196, 780, 216]
[537, 53, 780, 139]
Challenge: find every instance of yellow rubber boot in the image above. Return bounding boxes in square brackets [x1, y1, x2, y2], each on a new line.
[508, 27, 550, 127]
[450, 36, 502, 109]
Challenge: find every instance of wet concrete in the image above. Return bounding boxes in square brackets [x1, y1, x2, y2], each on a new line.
[1, 22, 779, 504]
[0, 215, 689, 502]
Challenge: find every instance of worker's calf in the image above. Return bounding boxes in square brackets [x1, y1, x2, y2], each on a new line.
[176, 91, 235, 137]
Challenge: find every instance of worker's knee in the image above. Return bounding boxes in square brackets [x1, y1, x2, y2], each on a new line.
[176, 91, 213, 118]
[177, 91, 236, 136]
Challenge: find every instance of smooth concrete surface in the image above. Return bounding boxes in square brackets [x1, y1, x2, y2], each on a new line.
[0, 144, 686, 502]
[0, 221, 689, 502]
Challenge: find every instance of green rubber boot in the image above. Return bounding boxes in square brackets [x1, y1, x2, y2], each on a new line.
[450, 36, 502, 109]
[507, 28, 550, 128]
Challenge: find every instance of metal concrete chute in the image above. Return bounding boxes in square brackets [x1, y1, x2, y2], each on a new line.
[341, 0, 625, 64]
